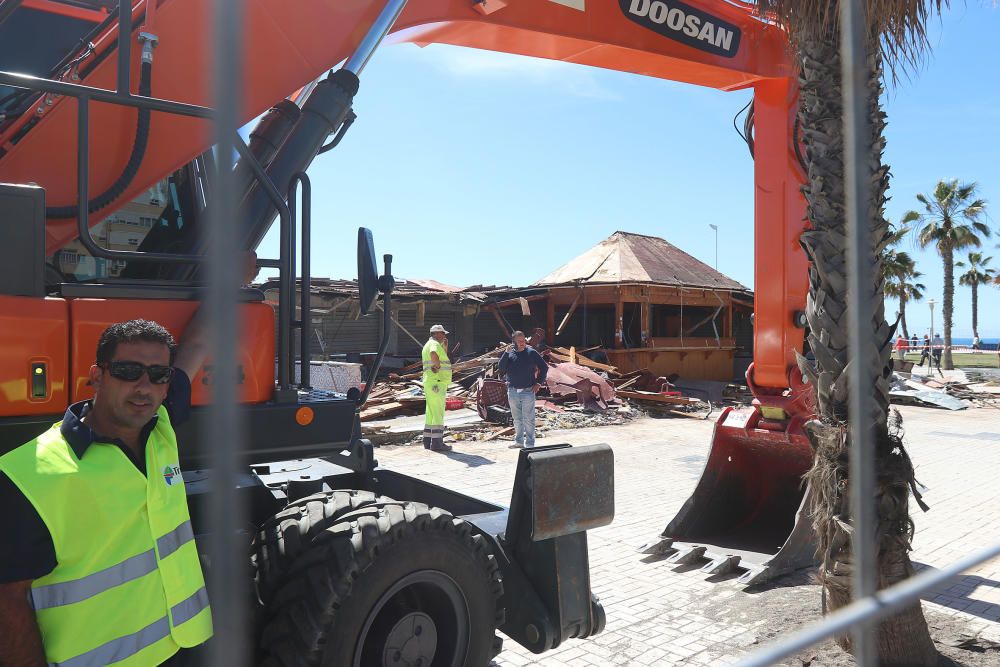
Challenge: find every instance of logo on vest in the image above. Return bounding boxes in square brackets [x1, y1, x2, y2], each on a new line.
[163, 464, 182, 486]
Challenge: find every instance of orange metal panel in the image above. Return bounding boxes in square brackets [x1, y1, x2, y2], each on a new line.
[0, 0, 790, 255]
[0, 296, 70, 416]
[68, 299, 275, 405]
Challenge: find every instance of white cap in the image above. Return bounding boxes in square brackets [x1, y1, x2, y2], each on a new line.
[430, 324, 450, 334]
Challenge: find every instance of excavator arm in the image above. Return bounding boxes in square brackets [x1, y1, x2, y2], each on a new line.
[0, 0, 806, 390]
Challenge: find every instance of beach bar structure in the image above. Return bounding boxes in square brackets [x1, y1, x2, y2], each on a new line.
[485, 232, 754, 381]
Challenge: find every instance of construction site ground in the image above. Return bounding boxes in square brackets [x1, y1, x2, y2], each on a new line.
[374, 403, 1000, 666]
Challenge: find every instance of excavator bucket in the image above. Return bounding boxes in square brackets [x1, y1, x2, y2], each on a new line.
[642, 406, 817, 586]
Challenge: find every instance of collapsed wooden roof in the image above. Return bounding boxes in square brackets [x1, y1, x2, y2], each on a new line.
[534, 231, 748, 292]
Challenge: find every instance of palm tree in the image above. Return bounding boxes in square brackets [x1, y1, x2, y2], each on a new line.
[883, 246, 925, 340]
[750, 3, 945, 663]
[957, 252, 995, 338]
[904, 180, 990, 369]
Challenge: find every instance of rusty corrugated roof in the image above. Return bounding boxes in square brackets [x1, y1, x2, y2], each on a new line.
[256, 277, 490, 301]
[534, 231, 748, 291]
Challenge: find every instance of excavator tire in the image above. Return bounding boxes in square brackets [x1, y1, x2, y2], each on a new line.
[253, 490, 504, 667]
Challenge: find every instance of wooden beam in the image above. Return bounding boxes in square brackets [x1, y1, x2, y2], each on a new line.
[547, 298, 555, 341]
[640, 300, 650, 347]
[555, 290, 582, 336]
[614, 288, 623, 349]
[492, 308, 511, 336]
[482, 294, 548, 311]
[727, 294, 733, 338]
[377, 303, 422, 347]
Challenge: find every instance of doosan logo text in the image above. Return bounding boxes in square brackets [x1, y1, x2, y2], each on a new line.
[621, 0, 741, 58]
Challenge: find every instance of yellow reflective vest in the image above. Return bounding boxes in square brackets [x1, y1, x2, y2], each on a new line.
[0, 405, 213, 666]
[421, 337, 452, 387]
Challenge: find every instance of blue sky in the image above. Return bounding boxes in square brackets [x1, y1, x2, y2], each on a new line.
[258, 3, 1000, 339]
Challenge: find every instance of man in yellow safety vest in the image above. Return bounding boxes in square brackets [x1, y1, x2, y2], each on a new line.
[421, 324, 453, 452]
[0, 317, 213, 666]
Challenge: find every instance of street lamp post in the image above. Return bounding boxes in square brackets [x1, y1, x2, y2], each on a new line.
[928, 298, 936, 341]
[709, 224, 718, 270]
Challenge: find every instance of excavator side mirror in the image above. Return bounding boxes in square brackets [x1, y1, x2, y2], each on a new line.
[357, 227, 379, 315]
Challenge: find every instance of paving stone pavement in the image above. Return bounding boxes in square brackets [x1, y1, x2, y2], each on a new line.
[373, 405, 1000, 665]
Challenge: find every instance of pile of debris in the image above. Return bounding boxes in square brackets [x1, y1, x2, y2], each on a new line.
[360, 342, 746, 428]
[889, 368, 1000, 410]
[360, 346, 506, 421]
[453, 403, 643, 443]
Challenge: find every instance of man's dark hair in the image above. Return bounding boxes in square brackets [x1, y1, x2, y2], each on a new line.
[96, 319, 177, 365]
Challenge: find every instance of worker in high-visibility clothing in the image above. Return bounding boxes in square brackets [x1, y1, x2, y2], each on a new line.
[422, 324, 453, 451]
[0, 318, 213, 666]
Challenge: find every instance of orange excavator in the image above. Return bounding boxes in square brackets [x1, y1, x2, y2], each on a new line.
[1, 0, 813, 662]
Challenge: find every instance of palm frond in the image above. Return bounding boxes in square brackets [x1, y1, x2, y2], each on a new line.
[748, 1, 947, 76]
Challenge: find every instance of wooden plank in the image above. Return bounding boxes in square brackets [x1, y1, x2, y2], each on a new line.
[616, 390, 703, 406]
[555, 290, 582, 336]
[492, 308, 511, 336]
[547, 298, 555, 341]
[550, 347, 619, 374]
[614, 289, 623, 349]
[482, 294, 548, 311]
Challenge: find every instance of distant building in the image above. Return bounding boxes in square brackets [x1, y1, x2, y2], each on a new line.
[480, 231, 754, 381]
[258, 278, 495, 371]
[52, 180, 168, 278]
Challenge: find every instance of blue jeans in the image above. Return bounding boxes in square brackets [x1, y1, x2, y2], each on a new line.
[508, 387, 537, 447]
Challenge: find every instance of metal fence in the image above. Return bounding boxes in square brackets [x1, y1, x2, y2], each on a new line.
[5, 1, 992, 664]
[739, 1, 1000, 664]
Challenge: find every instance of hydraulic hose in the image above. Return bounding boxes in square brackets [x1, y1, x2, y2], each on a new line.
[45, 59, 153, 219]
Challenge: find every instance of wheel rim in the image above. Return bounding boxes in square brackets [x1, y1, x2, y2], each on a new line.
[354, 570, 470, 667]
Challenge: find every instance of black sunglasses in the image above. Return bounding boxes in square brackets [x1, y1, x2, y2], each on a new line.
[102, 361, 175, 385]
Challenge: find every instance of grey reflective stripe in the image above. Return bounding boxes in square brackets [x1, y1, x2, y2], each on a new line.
[51, 617, 169, 667]
[170, 586, 210, 626]
[32, 550, 157, 610]
[156, 520, 194, 559]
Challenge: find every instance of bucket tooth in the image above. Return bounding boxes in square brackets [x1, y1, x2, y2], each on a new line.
[639, 537, 675, 556]
[736, 566, 772, 587]
[701, 555, 741, 576]
[666, 545, 706, 565]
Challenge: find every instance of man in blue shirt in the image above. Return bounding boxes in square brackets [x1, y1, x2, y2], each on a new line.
[497, 330, 548, 448]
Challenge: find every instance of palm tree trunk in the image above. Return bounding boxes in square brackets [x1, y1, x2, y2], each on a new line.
[794, 32, 937, 666]
[972, 281, 979, 338]
[943, 246, 955, 369]
[899, 294, 909, 340]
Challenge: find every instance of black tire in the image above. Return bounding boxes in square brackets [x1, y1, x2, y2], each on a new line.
[253, 490, 504, 667]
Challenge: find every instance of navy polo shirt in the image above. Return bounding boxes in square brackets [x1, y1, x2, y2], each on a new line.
[0, 369, 191, 583]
